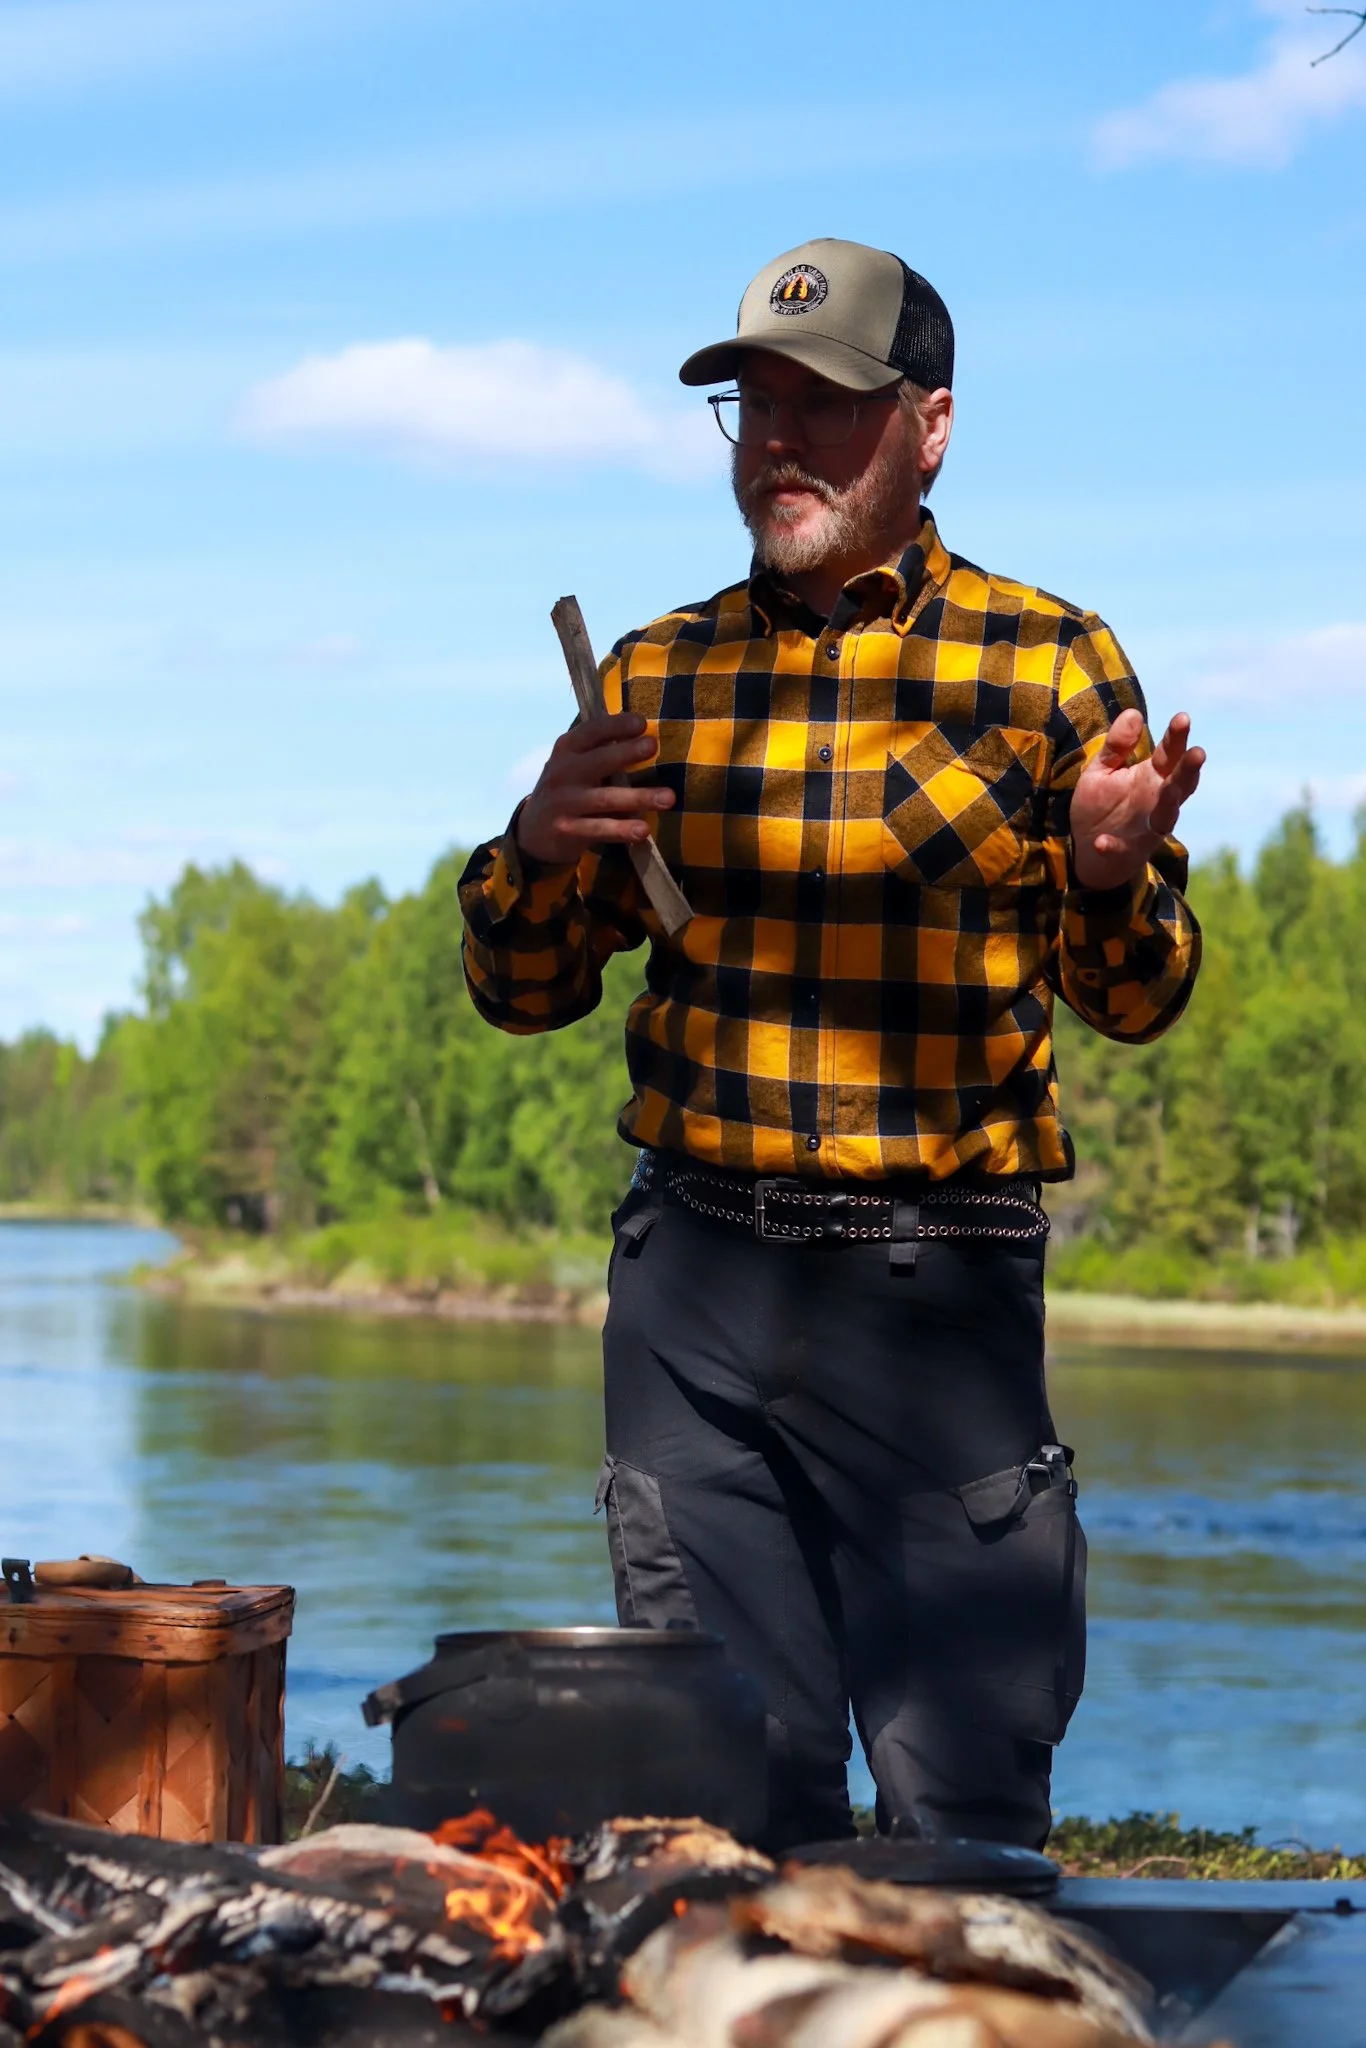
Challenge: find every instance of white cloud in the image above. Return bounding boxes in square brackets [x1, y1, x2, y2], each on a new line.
[293, 634, 366, 668]
[0, 0, 385, 103]
[1178, 621, 1366, 708]
[0, 111, 993, 265]
[1094, 13, 1366, 169]
[238, 339, 718, 479]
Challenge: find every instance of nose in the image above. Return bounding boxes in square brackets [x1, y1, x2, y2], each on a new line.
[759, 399, 808, 456]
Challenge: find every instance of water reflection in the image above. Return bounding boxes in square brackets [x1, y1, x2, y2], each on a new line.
[2, 1225, 1363, 1846]
[1049, 1350, 1366, 1843]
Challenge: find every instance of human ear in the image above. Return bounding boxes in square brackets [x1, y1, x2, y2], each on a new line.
[918, 388, 954, 471]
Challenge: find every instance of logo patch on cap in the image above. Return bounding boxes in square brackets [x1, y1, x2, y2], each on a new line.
[769, 264, 828, 316]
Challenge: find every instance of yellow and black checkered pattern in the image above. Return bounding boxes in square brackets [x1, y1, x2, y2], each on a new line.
[460, 513, 1201, 1182]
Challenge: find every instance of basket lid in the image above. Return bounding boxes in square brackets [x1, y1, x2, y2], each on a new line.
[1, 1582, 294, 1664]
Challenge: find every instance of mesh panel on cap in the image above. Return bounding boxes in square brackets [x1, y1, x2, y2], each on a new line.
[890, 260, 955, 391]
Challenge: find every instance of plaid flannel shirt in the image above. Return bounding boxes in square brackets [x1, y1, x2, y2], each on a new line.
[459, 511, 1200, 1182]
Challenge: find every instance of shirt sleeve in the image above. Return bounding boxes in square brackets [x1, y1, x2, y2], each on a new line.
[458, 650, 650, 1034]
[1043, 617, 1202, 1043]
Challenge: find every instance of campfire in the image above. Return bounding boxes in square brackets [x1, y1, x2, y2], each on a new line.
[0, 1808, 1206, 2048]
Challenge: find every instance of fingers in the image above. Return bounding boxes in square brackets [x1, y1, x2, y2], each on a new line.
[1150, 711, 1191, 780]
[1149, 746, 1205, 839]
[524, 781, 674, 858]
[518, 712, 670, 861]
[557, 815, 660, 845]
[1096, 707, 1145, 771]
[556, 721, 657, 781]
[553, 784, 674, 819]
[561, 711, 648, 753]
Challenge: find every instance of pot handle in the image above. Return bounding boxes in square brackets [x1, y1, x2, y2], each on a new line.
[362, 1638, 535, 1728]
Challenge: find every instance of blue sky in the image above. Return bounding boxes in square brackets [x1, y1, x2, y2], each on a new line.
[1, 0, 1364, 1041]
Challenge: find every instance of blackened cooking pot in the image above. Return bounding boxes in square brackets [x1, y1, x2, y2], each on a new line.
[362, 1626, 768, 1843]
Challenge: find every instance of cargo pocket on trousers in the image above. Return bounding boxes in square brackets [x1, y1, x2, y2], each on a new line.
[957, 1456, 1086, 1745]
[594, 1454, 699, 1630]
[901, 1454, 1086, 1748]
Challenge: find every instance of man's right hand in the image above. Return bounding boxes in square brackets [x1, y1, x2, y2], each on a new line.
[514, 712, 676, 867]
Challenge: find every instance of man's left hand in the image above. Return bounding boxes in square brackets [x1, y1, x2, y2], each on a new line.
[1069, 709, 1205, 891]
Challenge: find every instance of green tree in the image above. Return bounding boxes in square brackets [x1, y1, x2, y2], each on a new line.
[129, 866, 378, 1227]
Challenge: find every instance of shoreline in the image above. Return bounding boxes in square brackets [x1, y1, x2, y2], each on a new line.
[0, 1201, 156, 1225]
[139, 1266, 610, 1325]
[7, 1211, 1366, 1356]
[140, 1253, 1366, 1355]
[1045, 1290, 1366, 1356]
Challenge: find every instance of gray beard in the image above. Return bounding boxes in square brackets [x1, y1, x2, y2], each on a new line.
[732, 444, 920, 577]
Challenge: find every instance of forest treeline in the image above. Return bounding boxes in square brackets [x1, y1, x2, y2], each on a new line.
[0, 806, 1361, 1299]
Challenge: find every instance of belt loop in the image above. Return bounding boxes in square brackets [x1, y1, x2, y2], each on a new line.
[618, 1195, 662, 1255]
[890, 1198, 919, 1276]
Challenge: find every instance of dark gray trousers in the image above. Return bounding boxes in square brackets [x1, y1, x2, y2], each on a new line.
[599, 1196, 1085, 1852]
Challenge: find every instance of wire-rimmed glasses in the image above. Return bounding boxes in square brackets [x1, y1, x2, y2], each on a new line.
[708, 386, 898, 448]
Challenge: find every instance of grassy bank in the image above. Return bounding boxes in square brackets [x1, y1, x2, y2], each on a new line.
[282, 1753, 1366, 1874]
[1050, 1228, 1366, 1311]
[1048, 1812, 1366, 1880]
[141, 1208, 613, 1322]
[1045, 1288, 1366, 1354]
[0, 1198, 155, 1223]
[138, 1211, 1366, 1353]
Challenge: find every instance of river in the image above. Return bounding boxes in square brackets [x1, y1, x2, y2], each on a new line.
[3, 1221, 1363, 1846]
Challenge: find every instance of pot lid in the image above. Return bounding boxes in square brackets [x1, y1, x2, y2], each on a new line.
[785, 1835, 1059, 1896]
[432, 1627, 724, 1652]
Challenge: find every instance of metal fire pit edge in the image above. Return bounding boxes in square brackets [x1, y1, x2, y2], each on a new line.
[1047, 1877, 1366, 2045]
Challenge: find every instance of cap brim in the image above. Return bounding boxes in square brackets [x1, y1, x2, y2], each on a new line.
[678, 332, 902, 393]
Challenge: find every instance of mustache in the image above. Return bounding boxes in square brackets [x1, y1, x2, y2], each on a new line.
[738, 461, 837, 511]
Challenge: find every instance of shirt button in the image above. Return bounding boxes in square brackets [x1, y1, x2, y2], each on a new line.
[811, 866, 824, 881]
[806, 1135, 821, 1152]
[825, 642, 840, 659]
[818, 745, 833, 763]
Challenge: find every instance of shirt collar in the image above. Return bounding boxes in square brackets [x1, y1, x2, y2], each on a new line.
[747, 508, 950, 639]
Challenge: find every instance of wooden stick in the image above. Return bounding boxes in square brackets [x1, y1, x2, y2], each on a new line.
[551, 596, 693, 937]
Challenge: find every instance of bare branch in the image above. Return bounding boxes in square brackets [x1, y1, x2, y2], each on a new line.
[1308, 7, 1366, 65]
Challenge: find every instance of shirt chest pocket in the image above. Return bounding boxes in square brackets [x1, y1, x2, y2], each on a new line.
[882, 724, 1048, 889]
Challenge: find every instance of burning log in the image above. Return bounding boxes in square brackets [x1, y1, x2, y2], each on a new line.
[481, 1817, 776, 2026]
[0, 1807, 1199, 2048]
[0, 1810, 501, 2031]
[732, 1868, 1154, 2037]
[599, 1906, 1156, 2048]
[261, 1817, 567, 1959]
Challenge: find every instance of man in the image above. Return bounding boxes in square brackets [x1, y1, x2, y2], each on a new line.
[459, 239, 1203, 1851]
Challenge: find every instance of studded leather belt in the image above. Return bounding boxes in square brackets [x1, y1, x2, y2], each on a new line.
[657, 1154, 1048, 1265]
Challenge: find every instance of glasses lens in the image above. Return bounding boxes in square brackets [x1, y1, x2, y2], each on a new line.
[799, 394, 860, 446]
[710, 394, 743, 443]
[714, 391, 864, 446]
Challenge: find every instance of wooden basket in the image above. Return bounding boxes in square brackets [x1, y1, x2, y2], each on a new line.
[0, 1582, 294, 1843]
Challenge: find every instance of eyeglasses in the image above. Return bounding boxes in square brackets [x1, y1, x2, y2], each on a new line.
[708, 386, 898, 448]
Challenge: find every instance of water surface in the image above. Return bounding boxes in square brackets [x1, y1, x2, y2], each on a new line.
[2, 1222, 1362, 1846]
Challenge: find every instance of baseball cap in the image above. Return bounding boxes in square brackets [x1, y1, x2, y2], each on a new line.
[678, 237, 954, 395]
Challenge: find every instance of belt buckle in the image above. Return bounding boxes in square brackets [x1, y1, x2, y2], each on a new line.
[754, 1179, 851, 1242]
[754, 1178, 801, 1242]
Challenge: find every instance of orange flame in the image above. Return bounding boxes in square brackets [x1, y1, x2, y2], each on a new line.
[429, 1809, 572, 1962]
[34, 1968, 102, 2027]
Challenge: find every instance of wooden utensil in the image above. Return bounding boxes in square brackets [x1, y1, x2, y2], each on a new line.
[551, 596, 693, 937]
[34, 1555, 137, 1589]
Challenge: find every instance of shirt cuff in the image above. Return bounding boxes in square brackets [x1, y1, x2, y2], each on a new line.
[481, 805, 581, 925]
[1062, 860, 1157, 934]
